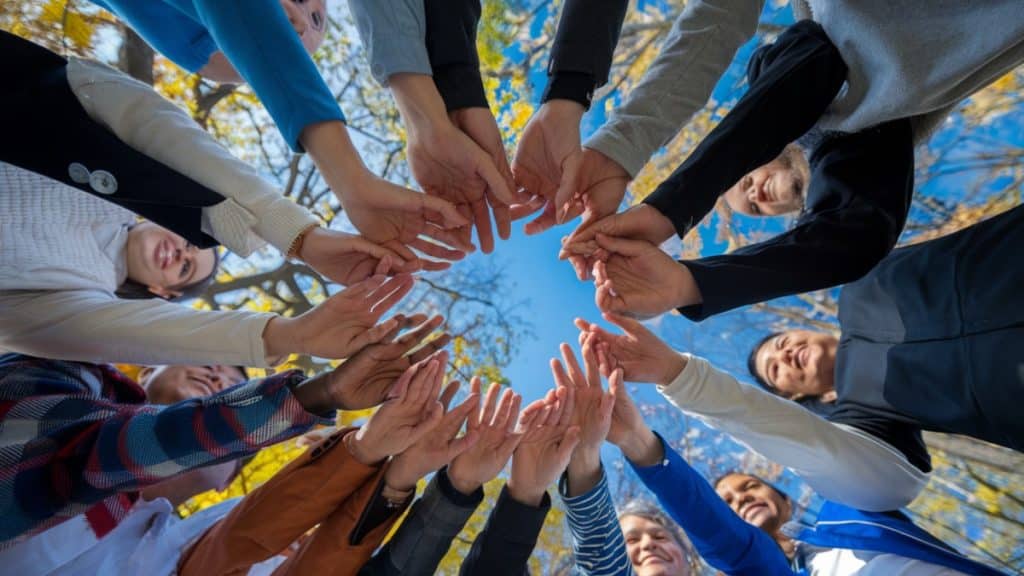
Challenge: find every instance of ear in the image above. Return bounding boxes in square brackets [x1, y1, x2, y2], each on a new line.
[147, 284, 182, 300]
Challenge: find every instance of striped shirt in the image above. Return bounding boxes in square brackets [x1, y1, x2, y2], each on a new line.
[561, 468, 634, 576]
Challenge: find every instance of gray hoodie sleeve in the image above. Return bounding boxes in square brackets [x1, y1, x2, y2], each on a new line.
[347, 0, 431, 86]
[584, 0, 764, 177]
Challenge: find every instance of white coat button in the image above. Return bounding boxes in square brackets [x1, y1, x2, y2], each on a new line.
[68, 163, 90, 184]
[89, 170, 117, 195]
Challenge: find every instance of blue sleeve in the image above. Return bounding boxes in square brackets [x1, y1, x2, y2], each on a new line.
[88, 0, 218, 73]
[560, 468, 634, 576]
[630, 433, 794, 576]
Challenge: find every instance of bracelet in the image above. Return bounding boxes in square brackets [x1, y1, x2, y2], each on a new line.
[286, 223, 320, 260]
[380, 483, 414, 509]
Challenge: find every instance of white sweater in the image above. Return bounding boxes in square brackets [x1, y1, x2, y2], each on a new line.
[658, 354, 930, 512]
[0, 162, 275, 367]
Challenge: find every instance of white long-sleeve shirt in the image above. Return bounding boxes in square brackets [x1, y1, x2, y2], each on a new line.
[658, 354, 930, 511]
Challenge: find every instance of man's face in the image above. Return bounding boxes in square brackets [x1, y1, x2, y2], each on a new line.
[621, 515, 689, 576]
[716, 474, 792, 534]
[723, 159, 805, 217]
[754, 329, 838, 399]
[280, 0, 327, 54]
[140, 365, 246, 404]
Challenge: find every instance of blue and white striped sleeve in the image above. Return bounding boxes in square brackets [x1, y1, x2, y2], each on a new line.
[561, 468, 634, 576]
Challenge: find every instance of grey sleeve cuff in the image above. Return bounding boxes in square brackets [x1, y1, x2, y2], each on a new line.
[348, 0, 432, 86]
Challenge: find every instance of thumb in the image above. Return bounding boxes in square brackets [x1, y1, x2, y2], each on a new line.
[557, 426, 582, 460]
[603, 311, 650, 339]
[594, 233, 652, 257]
[417, 193, 470, 228]
[475, 149, 517, 205]
[555, 151, 582, 224]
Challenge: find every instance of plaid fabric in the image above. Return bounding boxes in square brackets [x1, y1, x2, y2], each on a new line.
[0, 353, 325, 548]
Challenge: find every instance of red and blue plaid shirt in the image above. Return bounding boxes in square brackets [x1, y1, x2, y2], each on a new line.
[0, 353, 326, 548]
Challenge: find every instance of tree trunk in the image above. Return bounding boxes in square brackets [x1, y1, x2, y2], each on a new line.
[118, 25, 154, 85]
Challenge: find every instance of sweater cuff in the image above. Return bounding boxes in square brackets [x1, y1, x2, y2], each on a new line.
[488, 486, 551, 544]
[252, 370, 335, 427]
[627, 431, 673, 476]
[642, 183, 698, 238]
[432, 65, 489, 111]
[245, 313, 280, 368]
[542, 71, 596, 110]
[584, 125, 650, 179]
[369, 34, 433, 87]
[250, 197, 321, 256]
[656, 353, 700, 404]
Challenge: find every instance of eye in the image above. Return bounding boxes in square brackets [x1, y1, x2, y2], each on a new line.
[180, 259, 192, 279]
[311, 11, 323, 29]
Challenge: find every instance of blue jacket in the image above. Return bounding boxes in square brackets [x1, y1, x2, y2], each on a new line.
[631, 433, 1004, 576]
[90, 0, 344, 151]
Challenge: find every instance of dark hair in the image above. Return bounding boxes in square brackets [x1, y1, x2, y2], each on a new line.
[747, 331, 781, 393]
[712, 471, 791, 503]
[116, 247, 221, 302]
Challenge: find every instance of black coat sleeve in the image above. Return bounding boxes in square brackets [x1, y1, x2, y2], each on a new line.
[643, 20, 848, 237]
[424, 0, 489, 111]
[458, 486, 551, 576]
[0, 30, 225, 248]
[679, 119, 915, 320]
[541, 0, 630, 109]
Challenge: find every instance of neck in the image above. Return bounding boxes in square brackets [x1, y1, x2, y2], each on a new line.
[774, 532, 797, 559]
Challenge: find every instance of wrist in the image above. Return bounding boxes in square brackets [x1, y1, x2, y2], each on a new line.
[290, 223, 321, 261]
[506, 478, 545, 507]
[287, 372, 333, 415]
[390, 73, 450, 136]
[347, 428, 385, 466]
[566, 448, 603, 497]
[300, 121, 371, 201]
[383, 458, 419, 493]
[539, 99, 585, 124]
[671, 263, 703, 311]
[659, 353, 688, 387]
[619, 427, 663, 468]
[262, 316, 297, 364]
[447, 466, 482, 496]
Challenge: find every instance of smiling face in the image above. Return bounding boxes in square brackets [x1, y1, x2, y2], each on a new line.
[621, 515, 689, 576]
[754, 329, 838, 400]
[281, 0, 327, 54]
[139, 365, 247, 404]
[125, 222, 217, 299]
[715, 473, 792, 535]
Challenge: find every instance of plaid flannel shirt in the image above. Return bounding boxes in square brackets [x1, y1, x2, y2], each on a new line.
[0, 353, 326, 548]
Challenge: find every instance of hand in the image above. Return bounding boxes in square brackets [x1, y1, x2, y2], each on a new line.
[550, 342, 614, 452]
[386, 380, 481, 491]
[574, 313, 687, 386]
[508, 386, 581, 506]
[347, 355, 447, 465]
[512, 100, 585, 234]
[448, 378, 524, 495]
[450, 107, 520, 251]
[561, 148, 630, 230]
[300, 121, 470, 271]
[262, 272, 416, 362]
[305, 315, 451, 412]
[591, 234, 701, 319]
[561, 204, 676, 280]
[297, 227, 421, 285]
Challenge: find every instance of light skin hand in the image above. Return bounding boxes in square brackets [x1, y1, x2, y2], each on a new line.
[551, 341, 615, 497]
[574, 313, 687, 386]
[390, 74, 516, 255]
[300, 121, 470, 271]
[561, 148, 630, 231]
[346, 356, 447, 466]
[293, 315, 451, 413]
[508, 386, 581, 506]
[386, 379, 482, 491]
[512, 100, 585, 235]
[590, 234, 702, 319]
[562, 204, 675, 263]
[262, 267, 417, 362]
[297, 227, 422, 285]
[448, 378, 525, 495]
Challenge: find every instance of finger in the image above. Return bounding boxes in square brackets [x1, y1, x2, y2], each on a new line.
[549, 358, 572, 391]
[471, 198, 495, 255]
[443, 392, 479, 435]
[343, 273, 387, 299]
[524, 200, 557, 236]
[466, 377, 484, 431]
[448, 428, 481, 459]
[407, 358, 438, 406]
[555, 151, 582, 224]
[419, 221, 475, 253]
[476, 151, 516, 206]
[376, 314, 409, 344]
[408, 333, 452, 363]
[556, 386, 574, 428]
[480, 382, 502, 427]
[417, 258, 453, 272]
[599, 390, 615, 423]
[388, 363, 416, 400]
[368, 275, 416, 316]
[593, 260, 609, 286]
[559, 342, 586, 388]
[516, 399, 547, 431]
[496, 430, 525, 458]
[568, 254, 593, 281]
[439, 379, 461, 411]
[602, 311, 648, 337]
[348, 317, 400, 352]
[581, 338, 602, 389]
[488, 190, 513, 240]
[555, 426, 582, 460]
[426, 352, 447, 404]
[397, 315, 445, 349]
[502, 393, 522, 434]
[594, 232, 651, 257]
[410, 237, 468, 261]
[509, 196, 545, 221]
[418, 193, 470, 229]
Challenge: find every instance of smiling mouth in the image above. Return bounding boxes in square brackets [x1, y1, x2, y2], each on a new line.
[798, 346, 811, 371]
[742, 502, 768, 521]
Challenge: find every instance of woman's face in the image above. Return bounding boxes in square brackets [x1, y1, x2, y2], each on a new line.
[621, 515, 689, 576]
[125, 222, 217, 299]
[723, 159, 806, 217]
[281, 0, 327, 54]
[716, 474, 792, 535]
